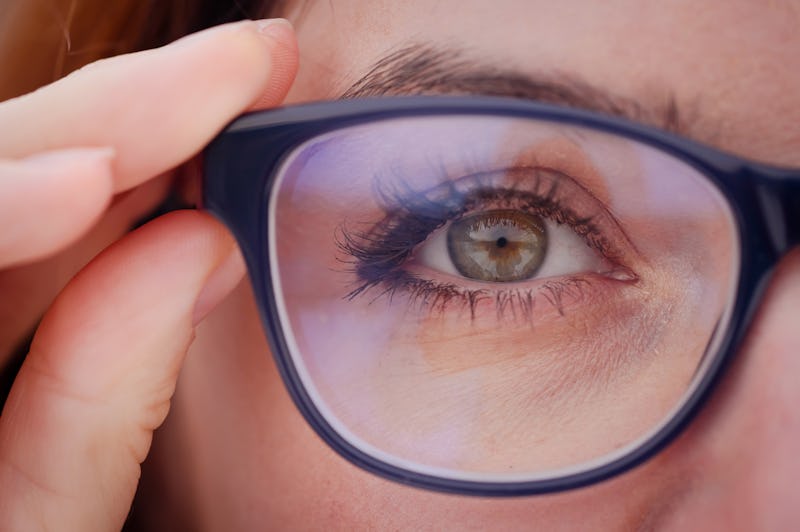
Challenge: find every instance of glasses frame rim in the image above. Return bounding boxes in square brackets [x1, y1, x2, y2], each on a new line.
[203, 95, 800, 496]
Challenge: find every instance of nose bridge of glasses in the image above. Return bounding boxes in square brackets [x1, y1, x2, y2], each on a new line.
[752, 167, 800, 254]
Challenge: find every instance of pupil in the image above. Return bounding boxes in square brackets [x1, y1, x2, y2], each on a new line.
[496, 236, 508, 248]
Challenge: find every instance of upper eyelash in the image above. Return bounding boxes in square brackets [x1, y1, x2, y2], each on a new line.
[337, 167, 615, 295]
[379, 165, 624, 255]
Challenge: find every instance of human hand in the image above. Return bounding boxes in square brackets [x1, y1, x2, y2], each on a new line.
[0, 19, 298, 531]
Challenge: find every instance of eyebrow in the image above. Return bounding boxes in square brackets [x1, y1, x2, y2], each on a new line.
[341, 44, 687, 135]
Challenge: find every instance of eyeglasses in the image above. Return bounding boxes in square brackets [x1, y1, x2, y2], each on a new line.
[202, 96, 800, 496]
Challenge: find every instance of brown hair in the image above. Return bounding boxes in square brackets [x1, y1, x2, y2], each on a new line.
[0, 0, 281, 101]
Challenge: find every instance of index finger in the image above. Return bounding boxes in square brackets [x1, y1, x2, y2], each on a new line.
[0, 18, 298, 192]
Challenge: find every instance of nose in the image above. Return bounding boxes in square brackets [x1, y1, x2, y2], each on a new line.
[659, 249, 800, 530]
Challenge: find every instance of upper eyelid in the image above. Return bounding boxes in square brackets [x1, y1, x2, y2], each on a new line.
[344, 165, 641, 291]
[383, 164, 638, 261]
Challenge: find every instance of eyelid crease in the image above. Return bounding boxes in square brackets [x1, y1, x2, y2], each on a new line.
[507, 136, 645, 260]
[385, 163, 639, 263]
[368, 131, 641, 265]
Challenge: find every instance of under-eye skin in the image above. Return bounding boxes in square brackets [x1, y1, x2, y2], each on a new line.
[336, 164, 639, 320]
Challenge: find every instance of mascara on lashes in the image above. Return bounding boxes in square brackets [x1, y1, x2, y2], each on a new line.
[335, 165, 638, 319]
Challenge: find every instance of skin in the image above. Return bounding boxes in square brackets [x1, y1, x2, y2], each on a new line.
[157, 2, 800, 529]
[0, 1, 799, 530]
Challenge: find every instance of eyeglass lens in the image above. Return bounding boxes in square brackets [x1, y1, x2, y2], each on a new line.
[267, 115, 739, 482]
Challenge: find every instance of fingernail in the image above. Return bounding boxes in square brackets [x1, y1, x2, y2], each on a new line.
[193, 245, 246, 326]
[255, 18, 295, 44]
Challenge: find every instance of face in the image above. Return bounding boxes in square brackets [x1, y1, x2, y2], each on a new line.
[144, 1, 800, 529]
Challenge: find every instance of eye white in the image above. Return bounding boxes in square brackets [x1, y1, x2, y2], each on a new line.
[415, 217, 605, 282]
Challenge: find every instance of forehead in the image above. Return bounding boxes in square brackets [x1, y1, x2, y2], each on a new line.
[283, 0, 800, 166]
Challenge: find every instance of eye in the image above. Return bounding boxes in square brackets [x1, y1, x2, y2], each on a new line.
[339, 168, 639, 315]
[415, 208, 609, 283]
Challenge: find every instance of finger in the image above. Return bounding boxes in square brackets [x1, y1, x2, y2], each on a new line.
[0, 211, 245, 531]
[0, 18, 298, 193]
[0, 147, 114, 268]
[0, 173, 171, 368]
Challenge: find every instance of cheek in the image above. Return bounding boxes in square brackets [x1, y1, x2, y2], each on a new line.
[275, 265, 704, 475]
[166, 279, 702, 530]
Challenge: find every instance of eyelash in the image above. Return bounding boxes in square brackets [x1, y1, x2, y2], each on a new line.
[336, 166, 632, 319]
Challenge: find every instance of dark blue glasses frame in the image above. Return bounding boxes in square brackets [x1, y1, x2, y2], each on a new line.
[203, 96, 800, 496]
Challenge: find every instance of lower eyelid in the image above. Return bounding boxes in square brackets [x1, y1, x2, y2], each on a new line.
[395, 267, 633, 322]
[409, 279, 661, 392]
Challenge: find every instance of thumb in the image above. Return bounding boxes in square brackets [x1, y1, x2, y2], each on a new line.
[0, 210, 244, 531]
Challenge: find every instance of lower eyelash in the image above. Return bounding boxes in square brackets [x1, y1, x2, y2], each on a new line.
[342, 265, 595, 323]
